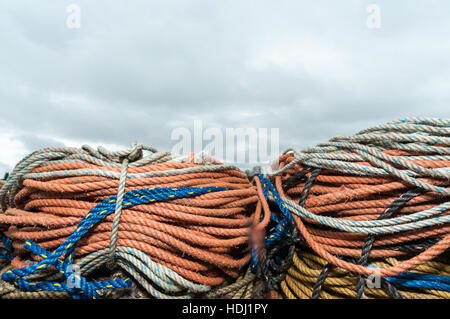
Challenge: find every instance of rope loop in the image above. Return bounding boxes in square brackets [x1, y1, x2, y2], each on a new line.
[250, 174, 297, 292]
[81, 143, 157, 164]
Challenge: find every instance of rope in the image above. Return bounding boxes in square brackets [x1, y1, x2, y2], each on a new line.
[204, 267, 265, 299]
[280, 248, 450, 299]
[259, 117, 449, 296]
[0, 144, 259, 299]
[0, 180, 12, 265]
[0, 264, 134, 299]
[0, 116, 448, 299]
[1, 186, 222, 299]
[0, 233, 13, 262]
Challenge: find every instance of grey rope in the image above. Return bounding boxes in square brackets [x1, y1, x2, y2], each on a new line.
[270, 117, 450, 197]
[108, 156, 130, 267]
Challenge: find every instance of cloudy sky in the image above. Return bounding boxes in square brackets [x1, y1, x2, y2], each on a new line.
[0, 1, 449, 174]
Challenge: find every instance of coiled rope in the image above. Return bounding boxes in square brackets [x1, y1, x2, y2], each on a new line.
[2, 186, 223, 299]
[280, 248, 450, 299]
[258, 117, 449, 297]
[0, 144, 260, 299]
[0, 117, 449, 299]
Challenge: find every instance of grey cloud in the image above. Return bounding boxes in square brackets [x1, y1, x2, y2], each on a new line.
[11, 134, 65, 151]
[0, 163, 10, 179]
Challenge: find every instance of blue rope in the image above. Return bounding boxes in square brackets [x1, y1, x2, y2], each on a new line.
[1, 186, 225, 299]
[367, 264, 450, 292]
[250, 174, 296, 271]
[390, 272, 450, 284]
[384, 272, 450, 292]
[0, 232, 14, 261]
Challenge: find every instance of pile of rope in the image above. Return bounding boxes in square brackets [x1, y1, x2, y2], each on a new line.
[256, 117, 449, 298]
[280, 248, 450, 299]
[0, 117, 449, 299]
[0, 144, 263, 299]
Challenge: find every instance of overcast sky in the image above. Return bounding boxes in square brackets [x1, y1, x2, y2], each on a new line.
[0, 1, 449, 174]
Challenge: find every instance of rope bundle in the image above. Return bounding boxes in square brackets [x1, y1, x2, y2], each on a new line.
[0, 117, 449, 299]
[280, 248, 450, 299]
[0, 144, 260, 298]
[257, 117, 449, 298]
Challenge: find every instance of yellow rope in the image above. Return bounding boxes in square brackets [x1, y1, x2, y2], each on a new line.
[280, 249, 450, 299]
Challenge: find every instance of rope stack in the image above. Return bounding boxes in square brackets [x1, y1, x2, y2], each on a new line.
[257, 117, 449, 298]
[0, 144, 261, 299]
[281, 248, 450, 299]
[0, 117, 449, 299]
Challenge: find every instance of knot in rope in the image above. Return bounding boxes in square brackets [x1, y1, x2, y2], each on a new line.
[81, 143, 157, 164]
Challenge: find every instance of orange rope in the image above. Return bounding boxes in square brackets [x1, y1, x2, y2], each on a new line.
[0, 154, 260, 289]
[267, 151, 449, 277]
